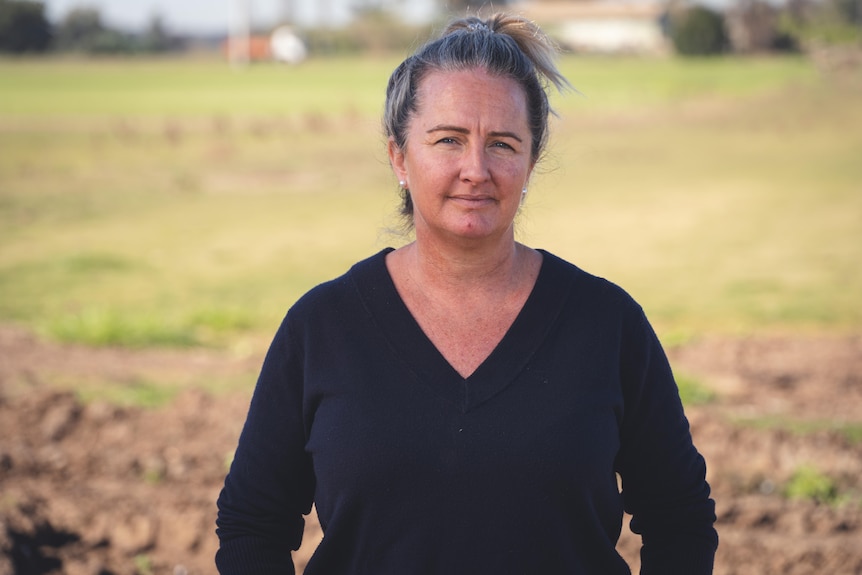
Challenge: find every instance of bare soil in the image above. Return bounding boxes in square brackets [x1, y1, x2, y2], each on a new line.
[1, 325, 860, 575]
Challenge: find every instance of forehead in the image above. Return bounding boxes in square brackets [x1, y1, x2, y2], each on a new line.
[413, 68, 529, 127]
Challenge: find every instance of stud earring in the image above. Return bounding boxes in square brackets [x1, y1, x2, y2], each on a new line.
[399, 181, 406, 188]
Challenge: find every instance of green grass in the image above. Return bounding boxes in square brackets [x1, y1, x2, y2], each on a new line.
[1, 55, 860, 347]
[735, 415, 862, 445]
[45, 308, 198, 348]
[529, 64, 862, 336]
[40, 304, 256, 348]
[75, 378, 182, 409]
[55, 368, 257, 409]
[0, 55, 817, 118]
[676, 374, 716, 406]
[783, 465, 841, 505]
[554, 55, 817, 111]
[133, 554, 154, 575]
[0, 56, 398, 117]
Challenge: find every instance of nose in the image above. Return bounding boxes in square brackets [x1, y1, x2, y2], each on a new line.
[459, 144, 490, 185]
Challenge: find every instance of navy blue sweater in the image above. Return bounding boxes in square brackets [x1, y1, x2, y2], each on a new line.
[216, 249, 717, 574]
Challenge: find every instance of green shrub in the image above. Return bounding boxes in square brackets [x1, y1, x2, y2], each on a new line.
[0, 0, 52, 53]
[784, 465, 839, 504]
[671, 6, 730, 55]
[777, 0, 862, 47]
[676, 374, 716, 406]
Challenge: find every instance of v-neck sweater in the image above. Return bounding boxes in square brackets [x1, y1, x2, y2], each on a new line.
[216, 248, 718, 574]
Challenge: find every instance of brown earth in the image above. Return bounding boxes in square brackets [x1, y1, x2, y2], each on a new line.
[1, 325, 860, 575]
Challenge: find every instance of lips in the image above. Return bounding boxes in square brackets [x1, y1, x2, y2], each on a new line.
[449, 194, 496, 207]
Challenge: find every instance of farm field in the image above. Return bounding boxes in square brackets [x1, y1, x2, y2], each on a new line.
[1, 54, 861, 574]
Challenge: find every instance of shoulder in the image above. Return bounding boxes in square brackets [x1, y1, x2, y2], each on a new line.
[536, 249, 654, 354]
[538, 249, 643, 315]
[284, 248, 393, 326]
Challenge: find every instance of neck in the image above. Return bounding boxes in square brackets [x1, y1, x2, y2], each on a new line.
[403, 230, 527, 294]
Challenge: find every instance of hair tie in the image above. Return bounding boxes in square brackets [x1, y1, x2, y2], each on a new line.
[467, 21, 490, 32]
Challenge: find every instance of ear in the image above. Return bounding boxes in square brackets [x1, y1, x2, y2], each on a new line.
[388, 137, 407, 184]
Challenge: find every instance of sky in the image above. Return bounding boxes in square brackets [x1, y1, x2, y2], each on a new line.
[44, 0, 293, 35]
[43, 0, 440, 35]
[43, 0, 744, 36]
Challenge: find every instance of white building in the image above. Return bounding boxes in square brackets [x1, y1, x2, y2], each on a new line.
[273, 1, 671, 55]
[281, 0, 440, 28]
[512, 0, 670, 54]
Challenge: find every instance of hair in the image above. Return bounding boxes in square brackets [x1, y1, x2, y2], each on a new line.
[383, 13, 571, 222]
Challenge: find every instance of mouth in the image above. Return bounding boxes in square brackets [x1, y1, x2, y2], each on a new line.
[449, 194, 496, 207]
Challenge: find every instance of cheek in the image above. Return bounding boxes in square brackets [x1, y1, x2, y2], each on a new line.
[409, 153, 453, 183]
[493, 158, 532, 186]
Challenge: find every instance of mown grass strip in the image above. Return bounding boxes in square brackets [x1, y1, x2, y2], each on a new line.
[75, 378, 181, 409]
[734, 415, 862, 445]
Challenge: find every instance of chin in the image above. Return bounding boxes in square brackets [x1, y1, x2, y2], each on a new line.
[448, 221, 508, 242]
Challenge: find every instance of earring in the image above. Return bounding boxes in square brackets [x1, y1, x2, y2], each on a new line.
[399, 181, 406, 188]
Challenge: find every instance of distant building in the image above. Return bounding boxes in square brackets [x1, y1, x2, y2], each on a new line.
[271, 25, 307, 63]
[282, 1, 670, 32]
[281, 0, 440, 28]
[234, 1, 673, 57]
[513, 0, 670, 54]
[222, 35, 274, 61]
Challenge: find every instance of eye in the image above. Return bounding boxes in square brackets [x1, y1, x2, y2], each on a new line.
[436, 137, 458, 145]
[491, 141, 515, 151]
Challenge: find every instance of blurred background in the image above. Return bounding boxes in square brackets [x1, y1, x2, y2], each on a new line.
[1, 0, 861, 574]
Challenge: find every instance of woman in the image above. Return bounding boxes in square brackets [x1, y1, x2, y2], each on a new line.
[216, 13, 718, 575]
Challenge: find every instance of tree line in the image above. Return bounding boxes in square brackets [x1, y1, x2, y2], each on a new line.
[669, 0, 861, 55]
[0, 0, 181, 54]
[1, 0, 859, 56]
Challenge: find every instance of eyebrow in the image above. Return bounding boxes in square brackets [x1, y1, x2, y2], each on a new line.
[426, 124, 524, 143]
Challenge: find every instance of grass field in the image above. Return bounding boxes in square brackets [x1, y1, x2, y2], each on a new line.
[1, 54, 860, 348]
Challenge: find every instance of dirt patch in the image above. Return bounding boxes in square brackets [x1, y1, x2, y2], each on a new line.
[1, 326, 860, 574]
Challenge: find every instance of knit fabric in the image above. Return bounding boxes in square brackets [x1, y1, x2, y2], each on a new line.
[216, 248, 718, 574]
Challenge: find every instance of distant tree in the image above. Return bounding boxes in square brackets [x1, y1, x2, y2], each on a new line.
[726, 0, 781, 53]
[53, 6, 104, 51]
[53, 6, 139, 54]
[0, 0, 52, 53]
[671, 5, 730, 55]
[779, 0, 862, 46]
[833, 0, 861, 24]
[141, 13, 171, 52]
[86, 29, 137, 54]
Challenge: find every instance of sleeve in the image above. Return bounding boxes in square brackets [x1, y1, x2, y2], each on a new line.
[615, 307, 718, 575]
[215, 316, 316, 575]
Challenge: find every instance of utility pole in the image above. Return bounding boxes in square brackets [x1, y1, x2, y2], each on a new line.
[283, 0, 295, 24]
[229, 0, 251, 68]
[320, 0, 332, 28]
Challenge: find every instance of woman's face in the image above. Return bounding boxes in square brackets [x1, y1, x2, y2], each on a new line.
[389, 67, 535, 245]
